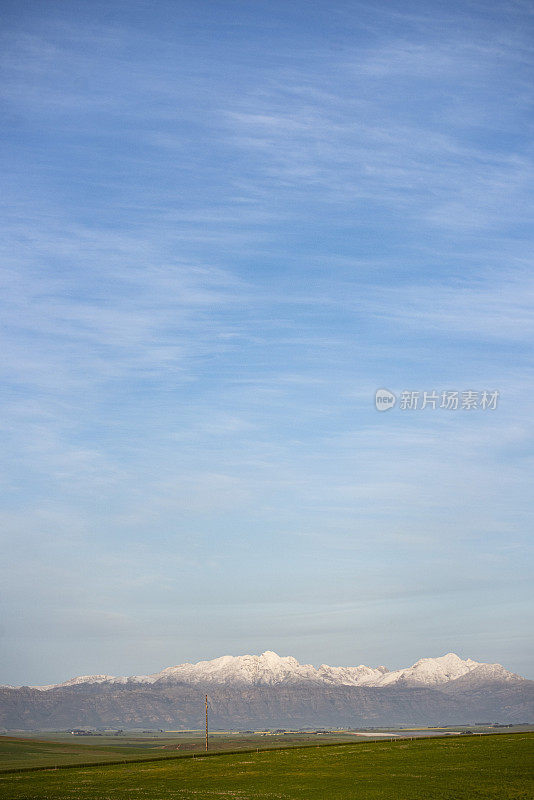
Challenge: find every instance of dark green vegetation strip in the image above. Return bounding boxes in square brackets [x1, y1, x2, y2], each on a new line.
[0, 733, 532, 800]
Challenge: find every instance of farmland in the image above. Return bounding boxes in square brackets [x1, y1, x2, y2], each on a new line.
[0, 731, 532, 799]
[0, 729, 358, 771]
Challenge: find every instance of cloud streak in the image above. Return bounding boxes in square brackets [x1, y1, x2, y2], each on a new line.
[0, 0, 532, 684]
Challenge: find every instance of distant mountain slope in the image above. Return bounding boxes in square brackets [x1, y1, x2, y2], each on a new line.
[1, 652, 531, 730]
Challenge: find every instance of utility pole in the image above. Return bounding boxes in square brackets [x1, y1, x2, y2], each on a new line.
[205, 694, 209, 751]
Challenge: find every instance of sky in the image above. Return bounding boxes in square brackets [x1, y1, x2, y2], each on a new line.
[0, 0, 533, 685]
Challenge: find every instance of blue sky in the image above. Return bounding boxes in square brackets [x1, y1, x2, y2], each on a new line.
[1, 0, 533, 684]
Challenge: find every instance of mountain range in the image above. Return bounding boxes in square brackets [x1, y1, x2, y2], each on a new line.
[1, 651, 532, 730]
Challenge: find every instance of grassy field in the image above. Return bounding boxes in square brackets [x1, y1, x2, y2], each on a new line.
[0, 731, 364, 771]
[2, 726, 518, 771]
[0, 734, 158, 770]
[0, 732, 532, 799]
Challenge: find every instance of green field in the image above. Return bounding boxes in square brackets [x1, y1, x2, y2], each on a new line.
[1, 726, 518, 771]
[0, 732, 532, 799]
[0, 730, 363, 771]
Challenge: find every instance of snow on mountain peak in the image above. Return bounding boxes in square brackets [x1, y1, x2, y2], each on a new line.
[374, 653, 483, 687]
[25, 651, 524, 691]
[149, 650, 318, 686]
[31, 674, 120, 691]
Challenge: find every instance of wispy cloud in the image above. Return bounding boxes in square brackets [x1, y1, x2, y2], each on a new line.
[0, 0, 532, 684]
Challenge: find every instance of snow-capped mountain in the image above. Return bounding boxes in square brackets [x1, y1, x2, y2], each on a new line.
[152, 651, 320, 686]
[27, 650, 525, 691]
[371, 653, 482, 687]
[2, 651, 532, 730]
[440, 662, 526, 691]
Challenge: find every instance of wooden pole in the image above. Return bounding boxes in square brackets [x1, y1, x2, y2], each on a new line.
[205, 694, 209, 751]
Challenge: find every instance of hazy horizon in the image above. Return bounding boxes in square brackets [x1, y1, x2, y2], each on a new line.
[1, 0, 533, 686]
